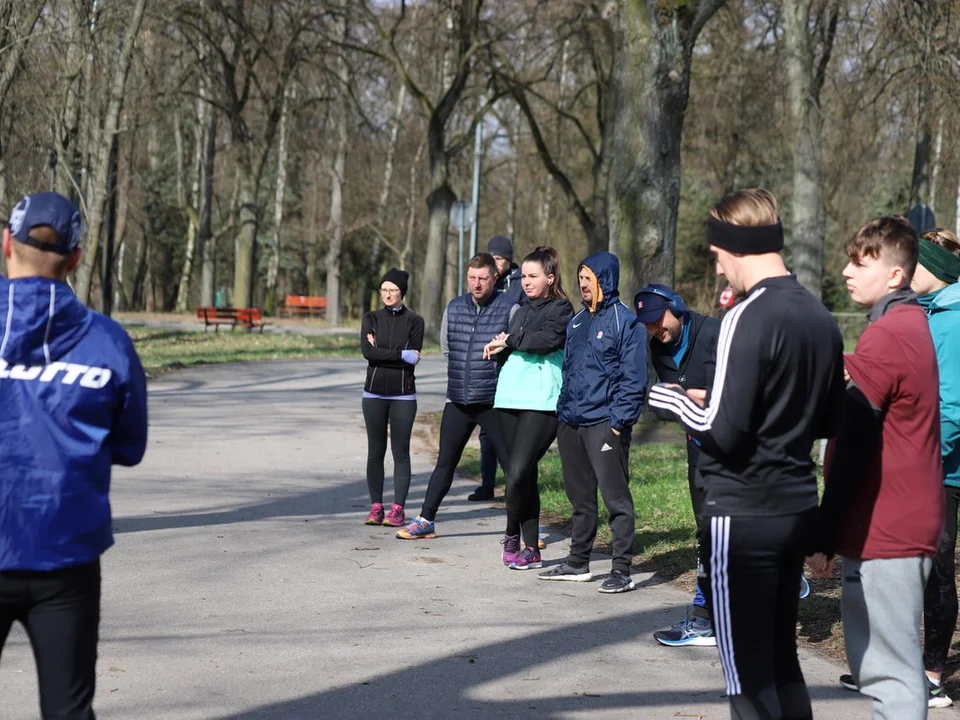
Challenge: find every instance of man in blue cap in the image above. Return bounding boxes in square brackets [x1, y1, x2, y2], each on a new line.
[635, 284, 721, 645]
[0, 191, 148, 719]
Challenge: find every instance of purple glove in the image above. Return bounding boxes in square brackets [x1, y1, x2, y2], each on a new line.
[401, 349, 419, 365]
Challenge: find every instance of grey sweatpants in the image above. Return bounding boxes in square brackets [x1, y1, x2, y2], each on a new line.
[842, 556, 933, 720]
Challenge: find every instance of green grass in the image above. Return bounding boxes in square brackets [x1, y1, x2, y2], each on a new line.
[454, 439, 862, 665]
[458, 441, 698, 578]
[127, 327, 439, 377]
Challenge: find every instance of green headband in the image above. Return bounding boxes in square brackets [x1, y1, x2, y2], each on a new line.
[919, 239, 960, 285]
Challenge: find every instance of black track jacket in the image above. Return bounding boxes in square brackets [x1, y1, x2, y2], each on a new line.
[648, 275, 845, 516]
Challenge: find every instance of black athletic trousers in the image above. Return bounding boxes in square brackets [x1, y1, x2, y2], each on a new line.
[923, 485, 960, 674]
[361, 397, 418, 507]
[557, 422, 635, 573]
[420, 402, 509, 522]
[499, 409, 558, 549]
[700, 510, 816, 720]
[0, 560, 101, 720]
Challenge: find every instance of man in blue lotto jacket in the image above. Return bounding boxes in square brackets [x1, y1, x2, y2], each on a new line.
[0, 192, 148, 719]
[539, 251, 647, 593]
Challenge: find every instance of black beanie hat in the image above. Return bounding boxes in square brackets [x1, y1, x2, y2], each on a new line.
[380, 268, 409, 297]
[486, 234, 514, 261]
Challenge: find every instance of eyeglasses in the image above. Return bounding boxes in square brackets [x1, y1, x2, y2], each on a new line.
[380, 287, 401, 295]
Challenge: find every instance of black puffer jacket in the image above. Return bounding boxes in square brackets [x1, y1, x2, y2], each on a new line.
[648, 311, 720, 390]
[360, 305, 424, 396]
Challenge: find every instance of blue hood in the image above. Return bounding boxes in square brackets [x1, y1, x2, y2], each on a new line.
[578, 251, 620, 308]
[0, 278, 92, 365]
[0, 275, 148, 571]
[930, 283, 960, 312]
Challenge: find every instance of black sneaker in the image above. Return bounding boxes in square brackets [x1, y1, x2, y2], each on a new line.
[598, 570, 636, 594]
[928, 677, 953, 709]
[537, 561, 592, 582]
[467, 486, 494, 501]
[838, 674, 857, 691]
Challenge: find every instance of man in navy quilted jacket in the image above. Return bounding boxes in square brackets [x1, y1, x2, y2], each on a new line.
[0, 191, 148, 719]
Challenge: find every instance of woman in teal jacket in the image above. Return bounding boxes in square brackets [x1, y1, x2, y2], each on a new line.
[483, 246, 573, 570]
[914, 228, 960, 707]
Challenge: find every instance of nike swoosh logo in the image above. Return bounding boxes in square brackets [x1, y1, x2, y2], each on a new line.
[573, 322, 583, 328]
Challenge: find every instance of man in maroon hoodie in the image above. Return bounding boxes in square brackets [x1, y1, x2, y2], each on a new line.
[809, 216, 944, 719]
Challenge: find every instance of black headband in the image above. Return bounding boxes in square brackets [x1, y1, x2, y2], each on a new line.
[706, 216, 784, 254]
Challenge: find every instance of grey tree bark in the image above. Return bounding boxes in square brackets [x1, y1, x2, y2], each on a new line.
[366, 0, 482, 339]
[324, 15, 350, 326]
[607, 0, 724, 296]
[73, 0, 149, 306]
[265, 84, 293, 316]
[784, 0, 838, 299]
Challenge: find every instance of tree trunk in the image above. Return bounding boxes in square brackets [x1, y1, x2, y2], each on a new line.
[608, 1, 717, 295]
[785, 0, 826, 298]
[930, 114, 944, 213]
[538, 39, 568, 237]
[233, 165, 258, 308]
[324, 24, 349, 326]
[401, 138, 425, 276]
[73, 0, 148, 306]
[175, 89, 205, 313]
[265, 84, 293, 316]
[910, 4, 934, 207]
[199, 96, 217, 307]
[53, 0, 84, 202]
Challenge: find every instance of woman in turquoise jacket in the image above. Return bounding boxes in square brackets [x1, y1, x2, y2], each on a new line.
[483, 246, 573, 570]
[913, 228, 960, 708]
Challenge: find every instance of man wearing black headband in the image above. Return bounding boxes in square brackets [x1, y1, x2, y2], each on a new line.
[634, 284, 720, 647]
[648, 189, 844, 720]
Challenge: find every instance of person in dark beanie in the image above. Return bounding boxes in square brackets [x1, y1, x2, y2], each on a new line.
[360, 268, 424, 528]
[0, 191, 148, 719]
[470, 235, 524, 503]
[635, 284, 720, 645]
[487, 234, 523, 301]
[649, 189, 844, 719]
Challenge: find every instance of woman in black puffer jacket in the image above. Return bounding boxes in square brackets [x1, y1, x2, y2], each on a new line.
[360, 268, 424, 528]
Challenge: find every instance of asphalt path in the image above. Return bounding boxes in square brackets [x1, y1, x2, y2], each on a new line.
[0, 356, 877, 718]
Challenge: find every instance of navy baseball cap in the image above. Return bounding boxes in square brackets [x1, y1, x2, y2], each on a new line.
[634, 289, 672, 324]
[8, 192, 83, 255]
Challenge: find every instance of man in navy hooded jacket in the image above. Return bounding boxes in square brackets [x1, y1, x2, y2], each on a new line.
[539, 252, 647, 593]
[0, 192, 147, 719]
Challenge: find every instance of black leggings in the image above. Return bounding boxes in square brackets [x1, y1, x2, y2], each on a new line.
[362, 397, 417, 507]
[923, 485, 960, 674]
[700, 510, 815, 720]
[419, 403, 509, 522]
[0, 561, 101, 720]
[499, 409, 558, 548]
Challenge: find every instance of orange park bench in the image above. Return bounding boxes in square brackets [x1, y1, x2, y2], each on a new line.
[281, 295, 327, 317]
[196, 307, 268, 333]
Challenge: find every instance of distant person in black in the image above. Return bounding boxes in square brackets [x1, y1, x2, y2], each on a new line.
[472, 234, 524, 502]
[360, 268, 424, 529]
[634, 284, 720, 648]
[648, 189, 845, 720]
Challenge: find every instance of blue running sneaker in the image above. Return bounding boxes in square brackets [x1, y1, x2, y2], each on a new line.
[799, 574, 811, 599]
[395, 516, 436, 540]
[653, 610, 717, 647]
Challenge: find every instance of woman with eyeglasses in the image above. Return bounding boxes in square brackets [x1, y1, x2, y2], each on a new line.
[360, 269, 424, 527]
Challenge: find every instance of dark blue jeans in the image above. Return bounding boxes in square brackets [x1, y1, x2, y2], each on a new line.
[0, 560, 101, 719]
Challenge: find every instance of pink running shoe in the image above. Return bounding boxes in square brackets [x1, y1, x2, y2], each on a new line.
[364, 503, 384, 525]
[382, 504, 405, 527]
[501, 534, 521, 566]
[510, 546, 543, 570]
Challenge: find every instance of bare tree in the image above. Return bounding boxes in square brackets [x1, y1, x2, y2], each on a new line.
[607, 0, 725, 295]
[324, 14, 349, 326]
[785, 0, 839, 298]
[74, 0, 150, 307]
